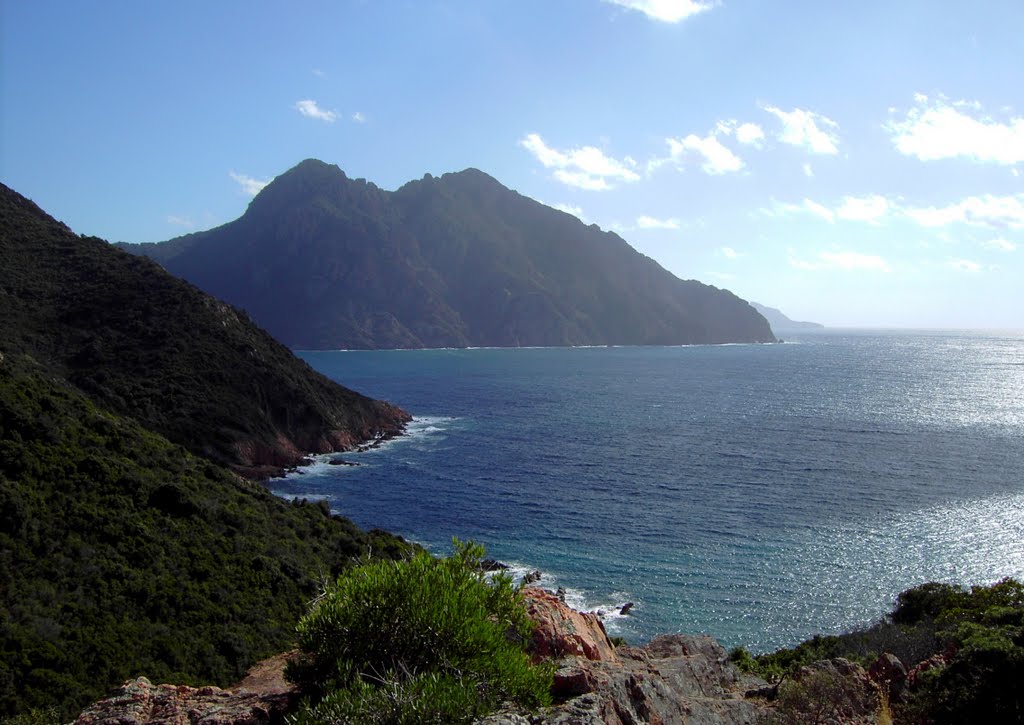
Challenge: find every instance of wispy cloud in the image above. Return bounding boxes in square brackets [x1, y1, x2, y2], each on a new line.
[166, 215, 195, 229]
[790, 249, 891, 272]
[904, 193, 1024, 230]
[770, 198, 835, 223]
[721, 246, 739, 258]
[351, 111, 367, 123]
[947, 258, 983, 273]
[984, 237, 1018, 252]
[603, 0, 716, 23]
[229, 171, 271, 197]
[636, 215, 681, 229]
[764, 106, 840, 154]
[887, 94, 1024, 164]
[520, 133, 640, 190]
[294, 99, 338, 123]
[312, 68, 327, 78]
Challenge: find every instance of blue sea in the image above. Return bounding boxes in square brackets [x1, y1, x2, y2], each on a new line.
[272, 330, 1024, 653]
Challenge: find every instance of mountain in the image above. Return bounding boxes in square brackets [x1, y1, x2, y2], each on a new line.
[0, 183, 409, 477]
[750, 302, 824, 334]
[124, 159, 775, 349]
[0, 183, 414, 718]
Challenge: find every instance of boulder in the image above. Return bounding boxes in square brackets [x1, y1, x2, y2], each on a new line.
[523, 587, 619, 663]
[868, 652, 907, 700]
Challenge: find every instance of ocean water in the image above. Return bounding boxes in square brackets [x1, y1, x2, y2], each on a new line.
[271, 330, 1024, 653]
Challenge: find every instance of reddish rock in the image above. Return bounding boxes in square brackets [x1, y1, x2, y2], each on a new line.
[74, 653, 299, 725]
[523, 587, 620, 663]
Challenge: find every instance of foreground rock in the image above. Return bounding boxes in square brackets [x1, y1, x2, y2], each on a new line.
[76, 592, 771, 724]
[507, 588, 770, 724]
[74, 653, 299, 725]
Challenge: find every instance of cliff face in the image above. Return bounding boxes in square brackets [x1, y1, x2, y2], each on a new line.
[124, 159, 776, 349]
[0, 183, 409, 475]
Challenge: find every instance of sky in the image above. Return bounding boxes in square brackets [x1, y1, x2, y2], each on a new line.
[2, 1, 1022, 329]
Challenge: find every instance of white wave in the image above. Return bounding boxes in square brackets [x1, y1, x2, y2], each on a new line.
[496, 561, 638, 635]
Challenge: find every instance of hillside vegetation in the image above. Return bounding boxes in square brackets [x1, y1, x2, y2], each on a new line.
[0, 184, 415, 719]
[0, 183, 409, 476]
[125, 159, 775, 349]
[731, 578, 1024, 723]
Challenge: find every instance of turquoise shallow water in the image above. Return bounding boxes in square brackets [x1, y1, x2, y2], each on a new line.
[272, 330, 1024, 652]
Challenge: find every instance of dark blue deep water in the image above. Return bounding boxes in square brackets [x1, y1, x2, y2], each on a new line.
[272, 330, 1024, 652]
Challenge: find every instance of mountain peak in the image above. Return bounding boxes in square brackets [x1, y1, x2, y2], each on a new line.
[127, 160, 776, 348]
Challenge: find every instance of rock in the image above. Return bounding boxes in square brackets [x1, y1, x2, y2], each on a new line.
[524, 570, 542, 584]
[327, 457, 358, 466]
[480, 558, 510, 572]
[869, 652, 907, 700]
[74, 653, 299, 724]
[523, 587, 619, 663]
[619, 602, 634, 616]
[556, 586, 567, 603]
[521, 636, 769, 724]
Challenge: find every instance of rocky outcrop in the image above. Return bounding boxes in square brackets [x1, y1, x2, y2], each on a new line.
[511, 588, 771, 724]
[74, 653, 299, 725]
[523, 587, 619, 663]
[73, 589, 771, 725]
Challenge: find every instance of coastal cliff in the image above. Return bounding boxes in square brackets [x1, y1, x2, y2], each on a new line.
[0, 183, 409, 476]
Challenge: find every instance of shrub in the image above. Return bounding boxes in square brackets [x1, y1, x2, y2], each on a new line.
[288, 540, 553, 724]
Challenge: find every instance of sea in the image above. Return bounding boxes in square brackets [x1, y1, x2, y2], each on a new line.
[271, 329, 1024, 653]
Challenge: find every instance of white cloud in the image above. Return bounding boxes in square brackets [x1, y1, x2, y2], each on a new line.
[790, 249, 891, 272]
[603, 0, 716, 23]
[294, 99, 338, 123]
[947, 258, 983, 273]
[721, 246, 738, 258]
[887, 94, 1024, 164]
[351, 111, 366, 123]
[636, 215, 681, 229]
[735, 122, 765, 146]
[819, 250, 891, 272]
[984, 237, 1018, 252]
[802, 163, 814, 177]
[312, 68, 326, 78]
[836, 195, 891, 223]
[764, 106, 840, 154]
[229, 171, 270, 197]
[665, 134, 744, 174]
[904, 194, 1024, 230]
[520, 133, 640, 190]
[166, 215, 195, 229]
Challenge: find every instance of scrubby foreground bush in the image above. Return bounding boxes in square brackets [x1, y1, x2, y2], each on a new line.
[287, 540, 553, 724]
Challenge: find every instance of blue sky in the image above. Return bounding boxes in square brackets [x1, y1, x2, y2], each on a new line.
[2, 1, 1022, 329]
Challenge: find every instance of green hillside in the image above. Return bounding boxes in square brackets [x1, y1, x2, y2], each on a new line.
[0, 184, 414, 719]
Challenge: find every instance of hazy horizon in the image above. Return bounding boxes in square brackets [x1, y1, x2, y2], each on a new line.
[1, 1, 1021, 330]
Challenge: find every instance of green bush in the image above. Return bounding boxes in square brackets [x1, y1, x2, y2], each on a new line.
[288, 540, 553, 724]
